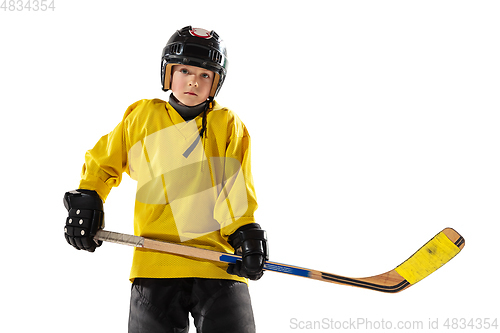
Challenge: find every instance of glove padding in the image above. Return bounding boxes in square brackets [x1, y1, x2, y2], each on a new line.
[227, 223, 269, 280]
[63, 189, 104, 252]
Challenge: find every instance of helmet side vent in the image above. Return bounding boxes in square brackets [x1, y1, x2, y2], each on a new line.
[209, 50, 223, 65]
[210, 30, 220, 40]
[170, 43, 183, 55]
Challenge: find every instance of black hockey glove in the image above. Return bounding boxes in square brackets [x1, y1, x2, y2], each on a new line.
[227, 223, 269, 281]
[63, 189, 104, 252]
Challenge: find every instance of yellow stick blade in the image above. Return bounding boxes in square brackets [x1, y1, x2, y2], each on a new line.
[395, 228, 464, 284]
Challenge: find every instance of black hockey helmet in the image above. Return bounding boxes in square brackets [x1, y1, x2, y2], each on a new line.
[161, 26, 228, 98]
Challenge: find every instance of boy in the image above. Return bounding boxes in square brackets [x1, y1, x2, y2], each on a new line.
[63, 26, 268, 333]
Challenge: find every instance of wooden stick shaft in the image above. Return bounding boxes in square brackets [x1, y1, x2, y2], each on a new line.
[94, 228, 464, 293]
[94, 230, 317, 279]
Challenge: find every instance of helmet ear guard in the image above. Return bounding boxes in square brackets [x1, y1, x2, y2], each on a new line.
[161, 26, 227, 98]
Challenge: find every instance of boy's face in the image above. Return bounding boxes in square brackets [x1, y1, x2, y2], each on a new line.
[171, 65, 215, 106]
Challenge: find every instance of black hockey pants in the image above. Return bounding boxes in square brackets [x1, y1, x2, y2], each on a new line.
[128, 278, 256, 333]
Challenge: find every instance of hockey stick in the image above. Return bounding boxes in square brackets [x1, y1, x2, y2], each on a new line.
[94, 228, 464, 293]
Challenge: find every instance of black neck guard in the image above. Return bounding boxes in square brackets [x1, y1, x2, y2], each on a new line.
[169, 94, 208, 121]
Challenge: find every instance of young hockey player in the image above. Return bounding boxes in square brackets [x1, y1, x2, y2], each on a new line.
[63, 26, 268, 333]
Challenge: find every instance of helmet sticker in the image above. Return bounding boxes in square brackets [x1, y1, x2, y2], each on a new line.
[189, 28, 212, 39]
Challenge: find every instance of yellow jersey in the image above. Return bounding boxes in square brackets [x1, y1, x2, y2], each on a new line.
[79, 98, 258, 283]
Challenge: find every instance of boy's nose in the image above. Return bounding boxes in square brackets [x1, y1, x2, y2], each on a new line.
[188, 79, 198, 87]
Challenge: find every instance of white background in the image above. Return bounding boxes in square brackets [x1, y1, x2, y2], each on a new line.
[1, 1, 499, 332]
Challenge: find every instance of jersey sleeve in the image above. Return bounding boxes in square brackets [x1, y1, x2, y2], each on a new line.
[215, 116, 259, 238]
[78, 100, 142, 201]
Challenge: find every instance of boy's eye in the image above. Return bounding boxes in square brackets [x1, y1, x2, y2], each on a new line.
[201, 73, 210, 79]
[181, 69, 189, 74]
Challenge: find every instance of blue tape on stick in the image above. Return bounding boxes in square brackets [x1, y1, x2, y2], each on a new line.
[220, 255, 310, 278]
[264, 262, 310, 277]
[219, 254, 239, 264]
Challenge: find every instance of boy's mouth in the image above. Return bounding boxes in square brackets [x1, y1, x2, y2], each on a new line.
[185, 92, 198, 96]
